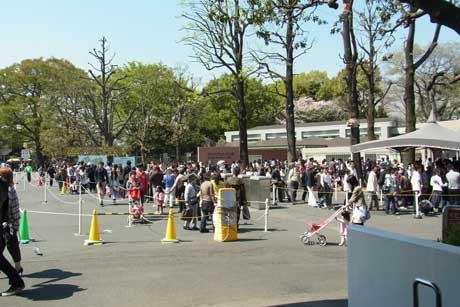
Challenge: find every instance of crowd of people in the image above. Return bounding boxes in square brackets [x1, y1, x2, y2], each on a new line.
[17, 155, 460, 218]
[1, 154, 459, 296]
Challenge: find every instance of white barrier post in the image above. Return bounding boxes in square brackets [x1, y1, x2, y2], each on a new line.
[414, 191, 422, 219]
[75, 182, 83, 236]
[23, 172, 26, 192]
[334, 181, 338, 202]
[379, 191, 383, 209]
[345, 191, 349, 206]
[264, 198, 269, 232]
[272, 184, 276, 206]
[127, 199, 132, 227]
[43, 176, 47, 204]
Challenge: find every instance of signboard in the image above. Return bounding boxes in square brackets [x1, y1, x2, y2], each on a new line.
[78, 155, 108, 165]
[197, 146, 239, 164]
[20, 149, 30, 160]
[442, 206, 460, 246]
[113, 156, 136, 168]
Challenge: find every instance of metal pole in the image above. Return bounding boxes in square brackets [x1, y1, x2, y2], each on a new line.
[414, 191, 422, 219]
[380, 191, 383, 210]
[272, 184, 276, 206]
[43, 175, 47, 204]
[77, 182, 82, 236]
[264, 198, 269, 232]
[334, 181, 338, 202]
[23, 172, 26, 192]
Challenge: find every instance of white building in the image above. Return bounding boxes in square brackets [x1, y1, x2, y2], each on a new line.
[225, 118, 399, 144]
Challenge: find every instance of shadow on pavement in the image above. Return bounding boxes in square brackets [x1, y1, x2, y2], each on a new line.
[19, 283, 85, 301]
[269, 299, 348, 307]
[18, 268, 85, 300]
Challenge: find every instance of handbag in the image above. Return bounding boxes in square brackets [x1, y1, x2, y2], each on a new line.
[242, 205, 251, 220]
[181, 208, 193, 221]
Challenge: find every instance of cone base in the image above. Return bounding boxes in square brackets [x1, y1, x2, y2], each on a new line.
[84, 239, 103, 246]
[20, 240, 30, 244]
[161, 238, 179, 244]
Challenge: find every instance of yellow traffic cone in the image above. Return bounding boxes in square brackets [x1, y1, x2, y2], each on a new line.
[84, 209, 103, 245]
[161, 209, 179, 244]
[61, 182, 67, 195]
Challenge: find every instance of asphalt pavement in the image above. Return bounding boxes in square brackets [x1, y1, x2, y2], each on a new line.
[0, 173, 441, 307]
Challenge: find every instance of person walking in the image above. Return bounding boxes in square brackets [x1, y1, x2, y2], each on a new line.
[366, 165, 380, 211]
[446, 163, 460, 207]
[183, 175, 199, 230]
[0, 171, 25, 296]
[430, 168, 446, 212]
[0, 167, 24, 275]
[347, 176, 369, 226]
[24, 163, 32, 183]
[94, 162, 108, 206]
[287, 163, 300, 204]
[224, 167, 248, 229]
[199, 172, 214, 233]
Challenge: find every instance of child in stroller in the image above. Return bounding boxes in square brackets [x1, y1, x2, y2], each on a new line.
[127, 171, 144, 223]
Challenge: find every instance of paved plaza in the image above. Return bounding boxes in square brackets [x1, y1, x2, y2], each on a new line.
[1, 174, 442, 307]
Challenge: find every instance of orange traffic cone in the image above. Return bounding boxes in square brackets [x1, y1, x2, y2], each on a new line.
[161, 209, 179, 244]
[84, 209, 103, 245]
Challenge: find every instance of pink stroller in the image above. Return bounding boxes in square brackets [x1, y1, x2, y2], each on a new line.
[300, 205, 348, 246]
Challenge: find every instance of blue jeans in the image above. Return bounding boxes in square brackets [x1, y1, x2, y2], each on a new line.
[289, 181, 299, 202]
[384, 195, 397, 214]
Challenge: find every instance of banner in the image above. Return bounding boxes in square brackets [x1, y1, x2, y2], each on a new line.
[113, 156, 136, 168]
[78, 155, 107, 165]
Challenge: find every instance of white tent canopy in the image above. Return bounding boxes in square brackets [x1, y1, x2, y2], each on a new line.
[351, 121, 460, 153]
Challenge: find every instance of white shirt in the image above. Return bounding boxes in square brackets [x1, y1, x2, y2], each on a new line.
[411, 170, 422, 192]
[366, 170, 379, 193]
[446, 170, 460, 190]
[430, 175, 445, 192]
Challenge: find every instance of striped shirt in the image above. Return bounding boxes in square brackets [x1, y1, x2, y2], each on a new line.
[8, 186, 21, 231]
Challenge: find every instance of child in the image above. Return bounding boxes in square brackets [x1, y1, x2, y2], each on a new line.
[154, 185, 165, 214]
[126, 171, 141, 202]
[130, 200, 144, 220]
[336, 210, 350, 246]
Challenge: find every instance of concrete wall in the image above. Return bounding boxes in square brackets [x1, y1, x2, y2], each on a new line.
[348, 226, 460, 307]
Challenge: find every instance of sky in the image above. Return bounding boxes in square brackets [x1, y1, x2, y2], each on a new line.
[1, 1, 459, 85]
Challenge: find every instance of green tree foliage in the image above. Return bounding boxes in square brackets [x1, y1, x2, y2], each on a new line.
[293, 71, 330, 100]
[200, 74, 283, 142]
[0, 58, 84, 165]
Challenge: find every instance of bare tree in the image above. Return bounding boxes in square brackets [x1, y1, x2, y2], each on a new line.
[356, 1, 395, 141]
[182, 0, 255, 167]
[341, 0, 363, 178]
[84, 37, 134, 147]
[252, 0, 327, 163]
[400, 5, 441, 163]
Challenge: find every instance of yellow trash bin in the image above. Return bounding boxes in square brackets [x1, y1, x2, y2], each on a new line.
[213, 188, 238, 242]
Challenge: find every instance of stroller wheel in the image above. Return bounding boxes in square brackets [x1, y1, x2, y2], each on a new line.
[317, 235, 327, 246]
[300, 235, 311, 245]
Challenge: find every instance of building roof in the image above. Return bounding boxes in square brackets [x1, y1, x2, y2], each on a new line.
[352, 121, 460, 152]
[244, 137, 351, 149]
[249, 118, 395, 131]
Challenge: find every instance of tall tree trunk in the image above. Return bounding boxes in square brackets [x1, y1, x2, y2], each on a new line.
[403, 11, 417, 165]
[342, 1, 363, 179]
[176, 142, 180, 162]
[367, 89, 376, 141]
[285, 8, 297, 163]
[236, 78, 249, 168]
[367, 45, 376, 141]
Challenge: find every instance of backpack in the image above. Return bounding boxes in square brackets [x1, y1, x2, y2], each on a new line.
[382, 176, 391, 194]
